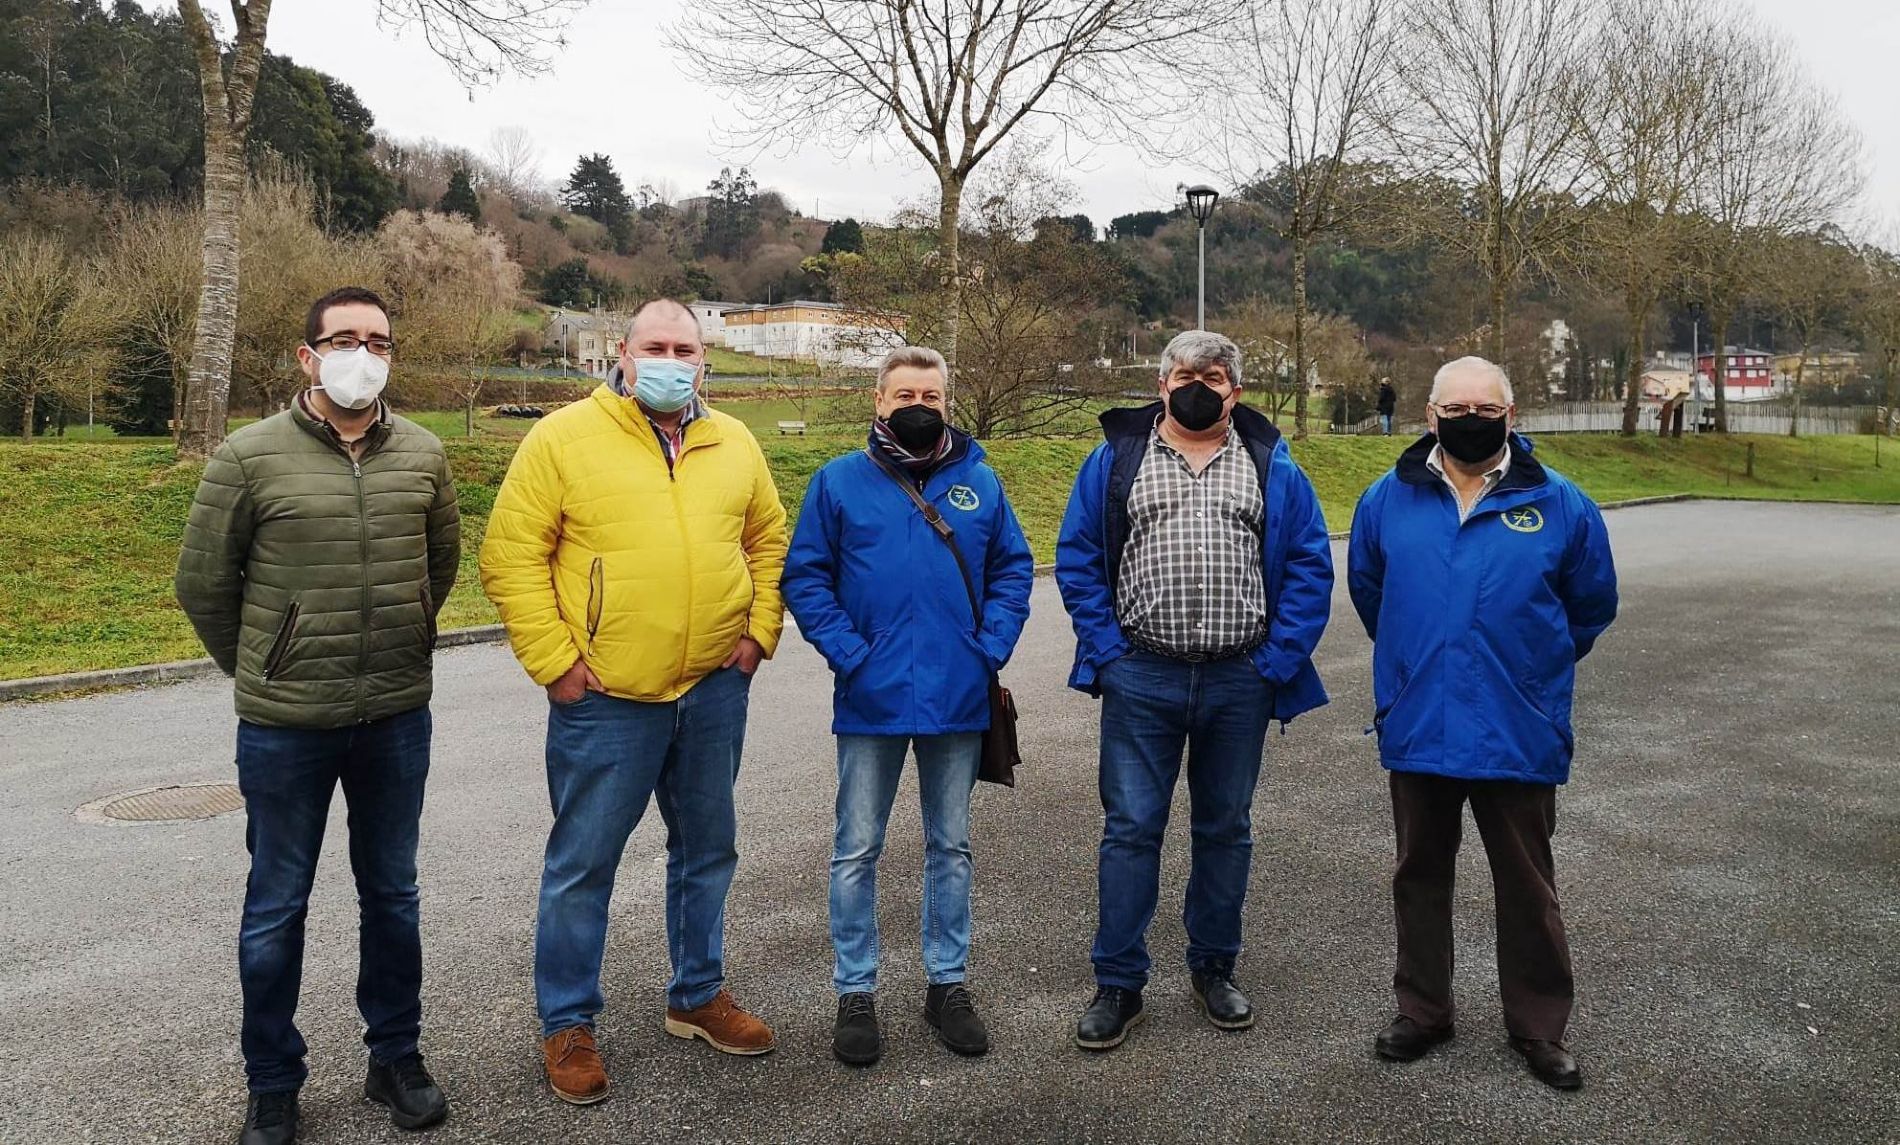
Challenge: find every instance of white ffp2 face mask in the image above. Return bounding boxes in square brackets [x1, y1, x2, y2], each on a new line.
[313, 345, 390, 410]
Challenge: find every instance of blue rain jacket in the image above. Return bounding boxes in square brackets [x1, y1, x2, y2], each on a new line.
[1053, 402, 1334, 724]
[782, 433, 1035, 736]
[1347, 433, 1619, 785]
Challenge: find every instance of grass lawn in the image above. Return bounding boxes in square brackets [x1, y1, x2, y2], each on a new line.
[4, 421, 1897, 681]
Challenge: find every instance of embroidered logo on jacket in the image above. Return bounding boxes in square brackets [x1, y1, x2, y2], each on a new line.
[947, 485, 981, 511]
[1501, 507, 1545, 534]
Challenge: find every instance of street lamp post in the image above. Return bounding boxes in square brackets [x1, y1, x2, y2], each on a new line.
[1184, 184, 1220, 330]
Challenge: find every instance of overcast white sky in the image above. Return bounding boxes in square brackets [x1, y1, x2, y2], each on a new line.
[157, 0, 1900, 233]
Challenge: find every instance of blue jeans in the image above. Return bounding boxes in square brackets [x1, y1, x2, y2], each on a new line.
[1092, 651, 1272, 990]
[535, 668, 751, 1034]
[829, 733, 981, 994]
[1381, 413, 1394, 435]
[235, 706, 432, 1094]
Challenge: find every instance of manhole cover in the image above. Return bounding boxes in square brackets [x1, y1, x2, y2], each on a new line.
[76, 782, 245, 824]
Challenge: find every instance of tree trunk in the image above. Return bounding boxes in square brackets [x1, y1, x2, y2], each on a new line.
[1709, 304, 1730, 433]
[178, 135, 243, 458]
[1788, 349, 1807, 438]
[19, 381, 36, 442]
[936, 172, 964, 383]
[466, 396, 477, 437]
[1292, 237, 1309, 439]
[1620, 294, 1646, 436]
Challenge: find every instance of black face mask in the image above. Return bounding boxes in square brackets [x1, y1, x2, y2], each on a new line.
[885, 403, 946, 453]
[1167, 381, 1228, 432]
[1435, 413, 1510, 464]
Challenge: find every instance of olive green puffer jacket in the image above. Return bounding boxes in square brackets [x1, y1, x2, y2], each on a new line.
[175, 402, 460, 729]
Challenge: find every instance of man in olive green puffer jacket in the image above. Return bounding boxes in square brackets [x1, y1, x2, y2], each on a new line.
[175, 287, 459, 1145]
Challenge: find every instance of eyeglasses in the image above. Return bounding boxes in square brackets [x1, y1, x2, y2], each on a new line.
[1432, 402, 1508, 420]
[312, 334, 396, 357]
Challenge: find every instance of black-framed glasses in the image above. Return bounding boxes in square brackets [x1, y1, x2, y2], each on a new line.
[311, 334, 395, 357]
[1432, 402, 1508, 420]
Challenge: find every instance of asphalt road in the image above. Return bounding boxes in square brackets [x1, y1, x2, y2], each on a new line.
[2, 502, 1896, 1145]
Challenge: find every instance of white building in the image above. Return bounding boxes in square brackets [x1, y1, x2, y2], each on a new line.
[722, 301, 906, 369]
[689, 300, 736, 347]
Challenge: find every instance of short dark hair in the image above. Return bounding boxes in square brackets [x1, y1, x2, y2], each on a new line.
[305, 286, 391, 345]
[625, 297, 703, 350]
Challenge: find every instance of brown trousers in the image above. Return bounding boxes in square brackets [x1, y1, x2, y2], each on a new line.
[1388, 770, 1573, 1042]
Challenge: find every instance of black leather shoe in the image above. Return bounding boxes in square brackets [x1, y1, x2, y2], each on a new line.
[239, 1091, 299, 1145]
[833, 992, 881, 1066]
[1189, 970, 1255, 1030]
[1075, 986, 1144, 1051]
[1374, 1015, 1455, 1061]
[925, 983, 990, 1056]
[365, 1052, 449, 1130]
[1510, 1037, 1583, 1090]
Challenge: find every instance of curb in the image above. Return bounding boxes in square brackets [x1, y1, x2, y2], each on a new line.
[0, 624, 511, 703]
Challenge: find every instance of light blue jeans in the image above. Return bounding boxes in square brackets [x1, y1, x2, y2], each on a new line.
[534, 668, 751, 1034]
[829, 733, 981, 995]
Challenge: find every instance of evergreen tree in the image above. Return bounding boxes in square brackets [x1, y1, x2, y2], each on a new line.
[699, 167, 760, 260]
[559, 154, 632, 228]
[821, 217, 864, 254]
[438, 165, 481, 223]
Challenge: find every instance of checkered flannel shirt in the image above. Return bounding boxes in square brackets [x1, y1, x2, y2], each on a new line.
[1114, 422, 1270, 660]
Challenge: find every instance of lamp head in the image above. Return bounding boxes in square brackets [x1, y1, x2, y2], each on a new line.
[1184, 184, 1220, 226]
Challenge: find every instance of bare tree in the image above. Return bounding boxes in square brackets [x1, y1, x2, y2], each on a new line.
[487, 125, 545, 203]
[1222, 0, 1395, 438]
[1857, 238, 1900, 431]
[670, 0, 1222, 376]
[1385, 0, 1596, 372]
[1763, 229, 1864, 436]
[0, 235, 123, 440]
[379, 209, 525, 435]
[173, 0, 587, 459]
[1575, 0, 1723, 435]
[110, 202, 204, 439]
[1683, 27, 1863, 432]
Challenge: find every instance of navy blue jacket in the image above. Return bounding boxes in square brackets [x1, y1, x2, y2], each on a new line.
[782, 434, 1035, 736]
[1054, 402, 1334, 723]
[1348, 433, 1619, 785]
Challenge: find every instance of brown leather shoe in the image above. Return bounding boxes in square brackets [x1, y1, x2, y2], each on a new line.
[542, 1026, 609, 1105]
[664, 989, 776, 1055]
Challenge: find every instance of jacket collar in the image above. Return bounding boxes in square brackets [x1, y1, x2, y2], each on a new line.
[1397, 430, 1546, 492]
[1099, 399, 1284, 452]
[291, 391, 391, 456]
[591, 383, 723, 450]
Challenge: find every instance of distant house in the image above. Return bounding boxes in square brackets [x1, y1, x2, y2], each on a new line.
[689, 300, 737, 347]
[544, 309, 627, 379]
[722, 301, 907, 369]
[1639, 368, 1695, 402]
[1772, 350, 1860, 390]
[1694, 346, 1776, 402]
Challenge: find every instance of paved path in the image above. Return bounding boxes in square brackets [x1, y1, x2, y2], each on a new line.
[2, 502, 1895, 1144]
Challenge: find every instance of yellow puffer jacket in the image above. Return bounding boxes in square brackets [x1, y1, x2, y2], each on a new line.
[479, 386, 788, 702]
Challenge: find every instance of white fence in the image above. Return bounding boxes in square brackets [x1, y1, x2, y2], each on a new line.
[1515, 401, 1876, 436]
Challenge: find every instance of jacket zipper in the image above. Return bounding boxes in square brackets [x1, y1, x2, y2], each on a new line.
[352, 455, 370, 723]
[261, 601, 302, 681]
[585, 557, 604, 654]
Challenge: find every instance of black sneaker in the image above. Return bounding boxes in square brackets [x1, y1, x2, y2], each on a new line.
[833, 992, 882, 1066]
[925, 983, 990, 1057]
[1189, 970, 1255, 1030]
[365, 1052, 449, 1130]
[1075, 986, 1144, 1051]
[238, 1091, 299, 1145]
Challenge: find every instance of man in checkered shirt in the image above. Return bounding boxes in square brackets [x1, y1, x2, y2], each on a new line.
[1056, 330, 1334, 1052]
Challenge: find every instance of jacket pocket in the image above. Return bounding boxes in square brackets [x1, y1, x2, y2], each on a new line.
[420, 583, 438, 652]
[261, 601, 302, 681]
[585, 557, 604, 653]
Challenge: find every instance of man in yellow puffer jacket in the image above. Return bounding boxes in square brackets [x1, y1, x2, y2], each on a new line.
[480, 299, 788, 1106]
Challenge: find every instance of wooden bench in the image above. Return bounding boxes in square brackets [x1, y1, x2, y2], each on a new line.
[777, 420, 807, 435]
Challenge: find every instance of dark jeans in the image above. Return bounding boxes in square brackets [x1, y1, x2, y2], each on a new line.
[535, 668, 752, 1034]
[1389, 770, 1573, 1041]
[235, 706, 432, 1094]
[1092, 650, 1272, 990]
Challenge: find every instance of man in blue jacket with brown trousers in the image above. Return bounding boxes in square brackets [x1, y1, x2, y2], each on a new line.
[1055, 330, 1334, 1052]
[783, 345, 1034, 1068]
[1349, 356, 1618, 1091]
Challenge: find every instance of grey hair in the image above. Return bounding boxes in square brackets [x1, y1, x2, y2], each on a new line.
[1429, 355, 1514, 405]
[877, 345, 949, 391]
[1158, 330, 1244, 388]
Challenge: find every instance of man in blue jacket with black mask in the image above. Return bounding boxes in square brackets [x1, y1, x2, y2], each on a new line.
[1056, 330, 1334, 1052]
[1348, 356, 1618, 1091]
[783, 345, 1034, 1068]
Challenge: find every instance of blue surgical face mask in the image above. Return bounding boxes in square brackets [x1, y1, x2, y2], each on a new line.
[632, 357, 699, 413]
